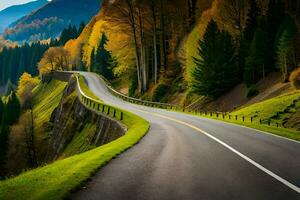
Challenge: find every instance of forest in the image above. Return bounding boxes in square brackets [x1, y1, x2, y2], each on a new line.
[0, 23, 85, 86]
[0, 0, 300, 195]
[57, 0, 300, 104]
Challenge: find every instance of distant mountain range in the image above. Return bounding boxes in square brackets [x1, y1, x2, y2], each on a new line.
[0, 0, 48, 34]
[3, 0, 102, 42]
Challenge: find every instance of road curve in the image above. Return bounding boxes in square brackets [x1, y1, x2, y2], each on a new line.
[72, 72, 300, 200]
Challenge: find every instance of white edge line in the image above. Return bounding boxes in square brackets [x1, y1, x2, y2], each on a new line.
[164, 109, 300, 145]
[137, 109, 300, 194]
[74, 72, 300, 193]
[199, 114, 300, 145]
[69, 71, 300, 144]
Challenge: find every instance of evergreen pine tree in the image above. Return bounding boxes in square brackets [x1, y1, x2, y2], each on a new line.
[276, 16, 298, 82]
[72, 25, 78, 38]
[0, 123, 9, 177]
[78, 21, 86, 36]
[90, 48, 96, 72]
[265, 0, 286, 70]
[239, 0, 260, 78]
[244, 0, 260, 42]
[191, 19, 238, 98]
[0, 99, 3, 124]
[3, 91, 21, 125]
[244, 27, 268, 84]
[94, 33, 114, 79]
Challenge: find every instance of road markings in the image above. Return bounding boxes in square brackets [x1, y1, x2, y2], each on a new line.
[186, 113, 300, 144]
[137, 109, 300, 194]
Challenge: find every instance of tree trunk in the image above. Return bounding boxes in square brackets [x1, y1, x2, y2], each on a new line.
[138, 7, 147, 92]
[160, 0, 167, 71]
[151, 0, 158, 84]
[126, 0, 142, 92]
[26, 108, 37, 167]
[284, 56, 288, 82]
[262, 64, 265, 80]
[187, 0, 197, 28]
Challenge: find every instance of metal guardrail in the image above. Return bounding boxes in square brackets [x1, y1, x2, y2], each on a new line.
[85, 74, 284, 128]
[97, 74, 177, 110]
[74, 74, 124, 121]
[55, 71, 284, 129]
[183, 110, 283, 128]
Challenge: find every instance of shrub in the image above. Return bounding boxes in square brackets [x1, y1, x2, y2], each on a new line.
[128, 74, 138, 97]
[153, 84, 169, 102]
[290, 67, 300, 90]
[246, 85, 259, 99]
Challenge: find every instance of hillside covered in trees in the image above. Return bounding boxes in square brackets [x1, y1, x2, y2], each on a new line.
[63, 0, 300, 107]
[0, 0, 48, 34]
[3, 0, 101, 42]
[0, 23, 85, 86]
[1, 1, 300, 198]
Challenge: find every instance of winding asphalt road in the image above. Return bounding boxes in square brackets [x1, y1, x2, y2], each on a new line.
[72, 72, 300, 200]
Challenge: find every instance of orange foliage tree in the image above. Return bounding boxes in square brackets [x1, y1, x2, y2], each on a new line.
[38, 47, 71, 75]
[17, 73, 39, 106]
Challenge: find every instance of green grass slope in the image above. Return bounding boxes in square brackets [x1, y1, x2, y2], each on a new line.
[33, 79, 68, 131]
[0, 77, 149, 200]
[233, 91, 300, 125]
[31, 79, 68, 162]
[183, 91, 300, 141]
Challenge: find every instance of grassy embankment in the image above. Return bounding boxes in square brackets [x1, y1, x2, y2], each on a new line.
[30, 79, 68, 161]
[0, 76, 149, 200]
[174, 91, 300, 141]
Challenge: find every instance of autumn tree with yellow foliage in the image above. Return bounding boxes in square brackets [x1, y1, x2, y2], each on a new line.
[38, 47, 71, 75]
[17, 73, 39, 107]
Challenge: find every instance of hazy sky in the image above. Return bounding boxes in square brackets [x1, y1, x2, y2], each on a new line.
[0, 0, 50, 11]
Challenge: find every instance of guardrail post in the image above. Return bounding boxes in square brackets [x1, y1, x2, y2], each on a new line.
[251, 117, 253, 123]
[235, 115, 237, 120]
[242, 116, 245, 122]
[216, 113, 219, 118]
[107, 107, 110, 115]
[102, 105, 105, 113]
[113, 109, 116, 118]
[120, 112, 123, 120]
[98, 104, 100, 110]
[222, 114, 225, 119]
[229, 115, 231, 120]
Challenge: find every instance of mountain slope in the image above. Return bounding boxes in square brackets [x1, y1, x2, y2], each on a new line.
[0, 0, 48, 34]
[3, 0, 102, 42]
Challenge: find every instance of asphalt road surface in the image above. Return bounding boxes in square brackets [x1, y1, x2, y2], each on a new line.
[72, 72, 300, 200]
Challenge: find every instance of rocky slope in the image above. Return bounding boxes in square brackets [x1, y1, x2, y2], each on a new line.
[4, 75, 125, 177]
[47, 77, 126, 160]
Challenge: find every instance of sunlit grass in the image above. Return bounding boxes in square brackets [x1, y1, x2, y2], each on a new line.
[233, 91, 300, 124]
[78, 75, 102, 102]
[33, 79, 67, 128]
[167, 91, 300, 141]
[0, 77, 149, 200]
